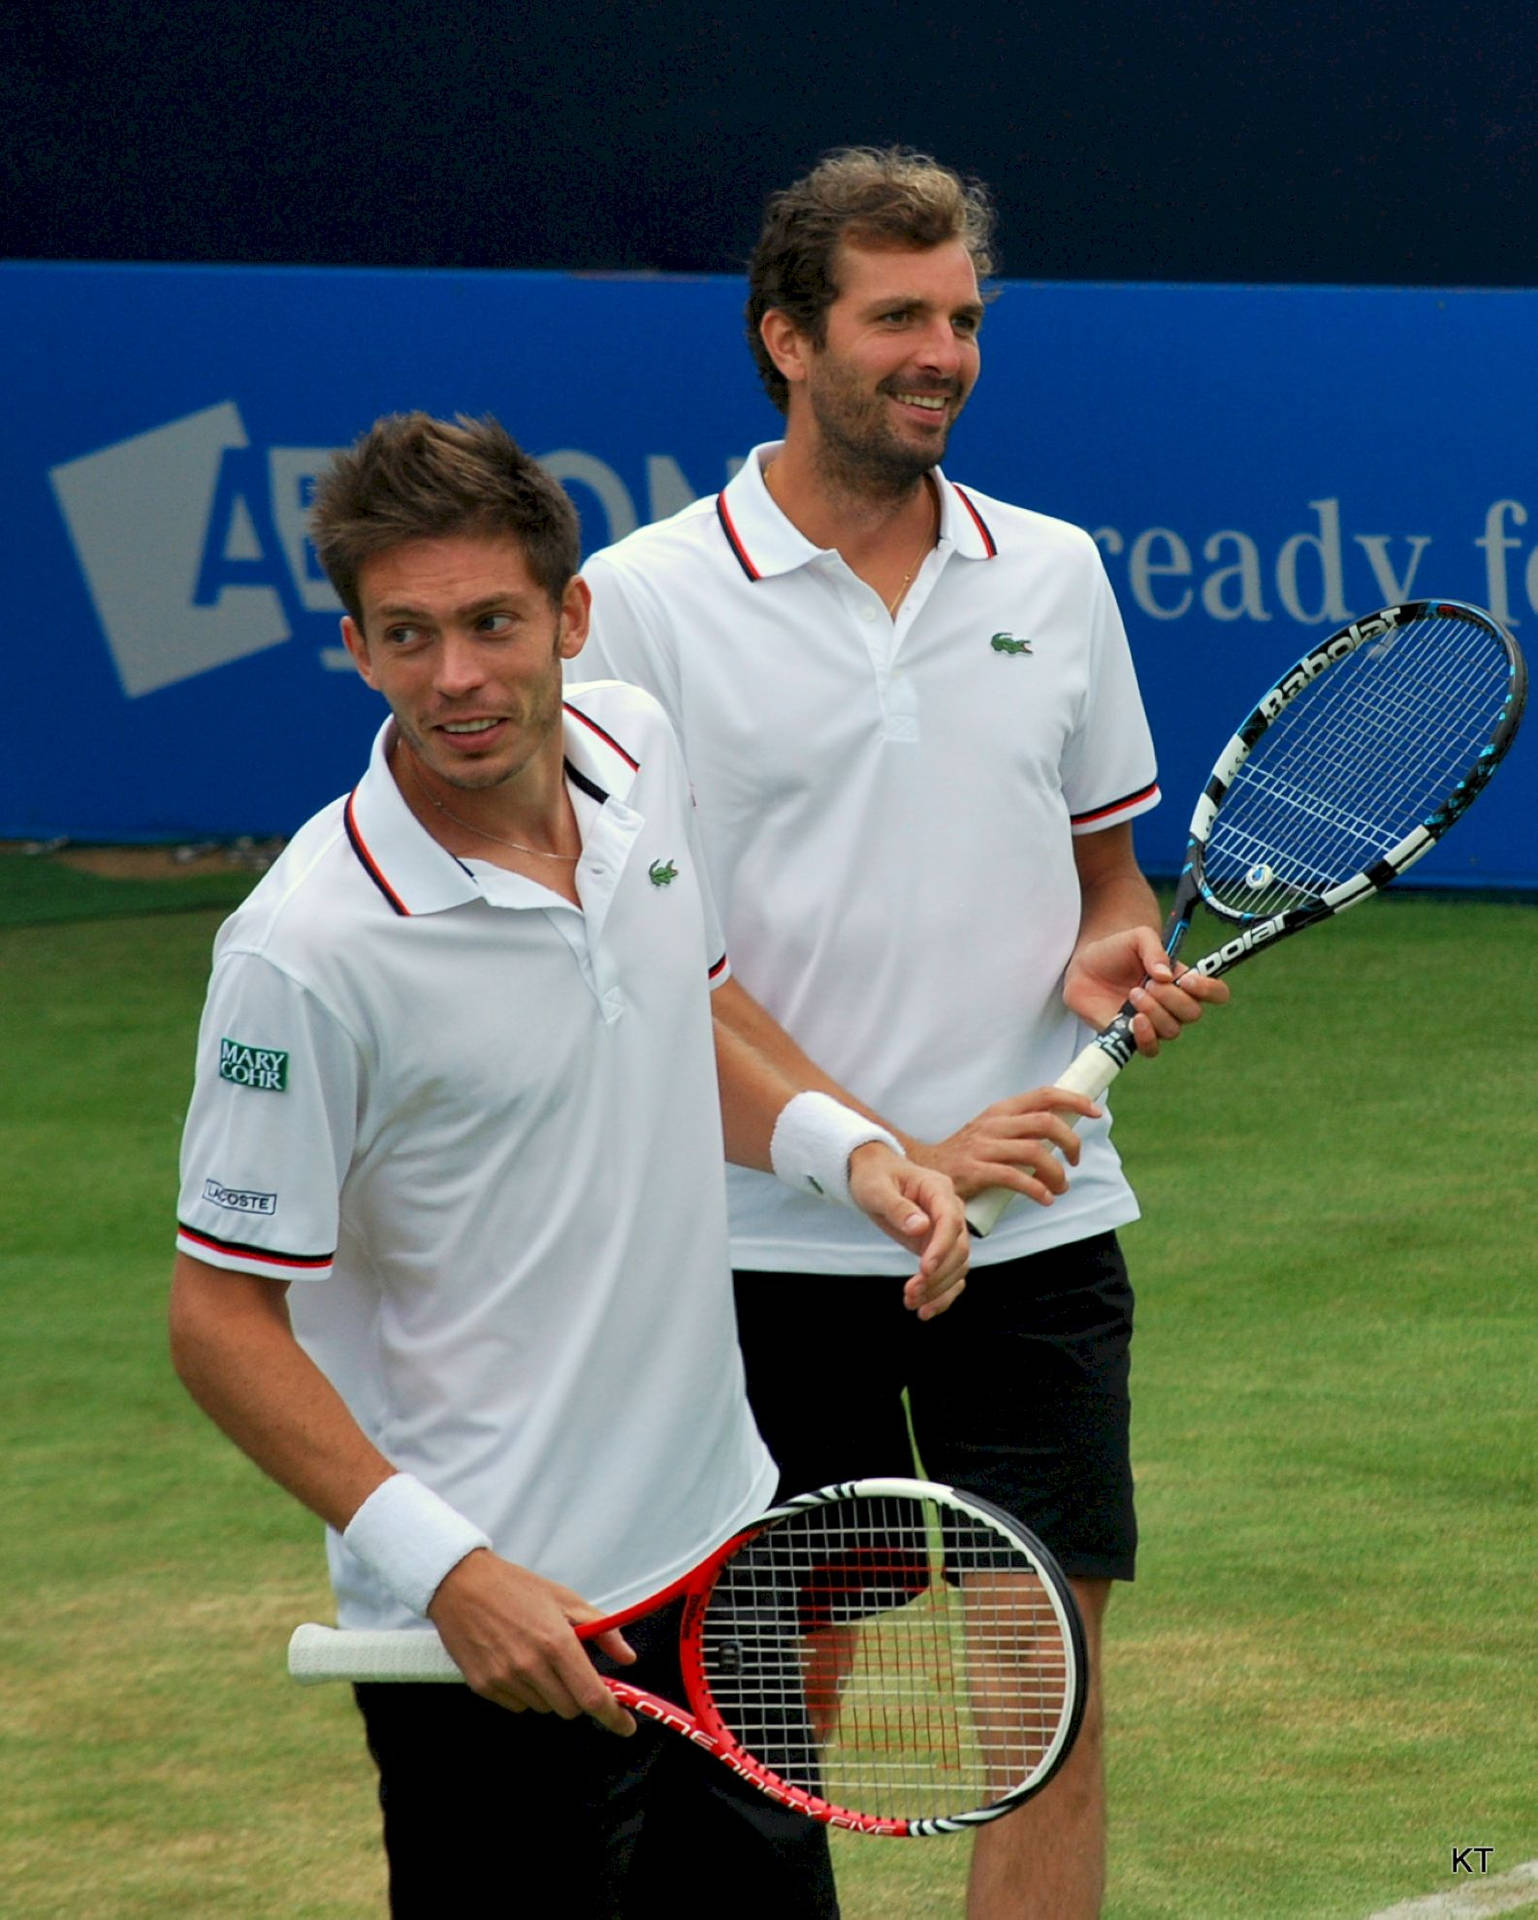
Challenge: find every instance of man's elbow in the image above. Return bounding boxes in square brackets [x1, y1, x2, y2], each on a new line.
[167, 1256, 285, 1396]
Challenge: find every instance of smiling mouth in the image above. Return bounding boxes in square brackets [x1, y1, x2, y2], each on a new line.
[439, 718, 505, 736]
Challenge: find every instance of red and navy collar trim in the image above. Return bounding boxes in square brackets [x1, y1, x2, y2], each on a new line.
[565, 757, 608, 806]
[715, 493, 761, 582]
[951, 484, 998, 557]
[564, 701, 640, 772]
[345, 710, 641, 913]
[718, 477, 998, 575]
[344, 788, 412, 917]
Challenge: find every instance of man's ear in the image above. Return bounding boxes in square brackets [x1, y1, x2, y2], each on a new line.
[758, 308, 812, 393]
[341, 615, 377, 689]
[557, 575, 592, 662]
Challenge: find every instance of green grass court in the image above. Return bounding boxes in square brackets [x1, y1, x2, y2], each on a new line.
[3, 860, 1536, 1917]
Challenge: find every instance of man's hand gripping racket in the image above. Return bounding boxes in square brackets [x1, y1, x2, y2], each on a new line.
[289, 1478, 1088, 1837]
[968, 598, 1528, 1236]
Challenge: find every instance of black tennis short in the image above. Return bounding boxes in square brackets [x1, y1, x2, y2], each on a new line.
[733, 1230, 1137, 1584]
[355, 1598, 837, 1917]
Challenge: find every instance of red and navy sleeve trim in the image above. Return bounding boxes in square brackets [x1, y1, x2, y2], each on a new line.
[177, 1222, 334, 1271]
[344, 789, 411, 916]
[707, 952, 729, 981]
[564, 703, 640, 771]
[951, 485, 998, 557]
[1071, 779, 1161, 827]
[715, 494, 761, 582]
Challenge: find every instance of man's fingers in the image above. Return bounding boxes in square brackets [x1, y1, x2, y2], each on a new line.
[905, 1267, 967, 1319]
[430, 1557, 639, 1736]
[970, 1112, 1090, 1194]
[997, 1088, 1099, 1125]
[477, 1644, 637, 1737]
[1029, 1112, 1086, 1164]
[588, 1627, 637, 1667]
[1128, 986, 1185, 1041]
[574, 1675, 638, 1738]
[1174, 967, 1230, 1003]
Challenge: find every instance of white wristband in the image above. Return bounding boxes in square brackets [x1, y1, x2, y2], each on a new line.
[342, 1473, 492, 1618]
[769, 1090, 904, 1207]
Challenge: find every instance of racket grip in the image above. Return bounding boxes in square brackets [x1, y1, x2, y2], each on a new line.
[963, 1031, 1129, 1238]
[287, 1623, 463, 1685]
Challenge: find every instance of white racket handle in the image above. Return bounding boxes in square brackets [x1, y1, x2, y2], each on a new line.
[288, 1623, 463, 1685]
[963, 1040, 1124, 1238]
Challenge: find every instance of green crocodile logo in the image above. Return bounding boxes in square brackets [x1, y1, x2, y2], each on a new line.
[648, 858, 679, 887]
[990, 632, 1033, 656]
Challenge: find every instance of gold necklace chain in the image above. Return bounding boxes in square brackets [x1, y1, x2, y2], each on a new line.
[404, 749, 581, 862]
[884, 482, 939, 617]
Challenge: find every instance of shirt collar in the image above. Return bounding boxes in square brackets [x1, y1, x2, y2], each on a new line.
[716, 440, 999, 579]
[344, 704, 640, 918]
[560, 692, 639, 805]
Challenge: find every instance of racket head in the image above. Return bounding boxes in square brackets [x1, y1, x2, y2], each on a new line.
[1186, 599, 1526, 935]
[676, 1477, 1088, 1836]
[970, 601, 1523, 1240]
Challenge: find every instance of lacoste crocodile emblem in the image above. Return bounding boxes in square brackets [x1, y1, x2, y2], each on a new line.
[649, 858, 679, 887]
[990, 632, 1033, 655]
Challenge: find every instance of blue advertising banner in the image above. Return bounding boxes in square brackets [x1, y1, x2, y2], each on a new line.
[8, 262, 1535, 885]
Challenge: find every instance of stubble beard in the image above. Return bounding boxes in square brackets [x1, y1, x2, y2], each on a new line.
[396, 668, 564, 799]
[807, 365, 962, 505]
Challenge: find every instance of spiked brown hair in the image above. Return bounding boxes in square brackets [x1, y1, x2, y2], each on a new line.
[308, 412, 580, 623]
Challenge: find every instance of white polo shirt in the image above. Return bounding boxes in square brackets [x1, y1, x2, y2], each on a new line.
[176, 682, 776, 1627]
[580, 444, 1161, 1274]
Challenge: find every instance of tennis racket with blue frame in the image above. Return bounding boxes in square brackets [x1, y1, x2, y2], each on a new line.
[968, 598, 1527, 1235]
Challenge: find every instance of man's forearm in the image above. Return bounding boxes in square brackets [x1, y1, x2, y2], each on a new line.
[1073, 867, 1161, 953]
[168, 1253, 394, 1533]
[1070, 821, 1162, 958]
[712, 976, 914, 1148]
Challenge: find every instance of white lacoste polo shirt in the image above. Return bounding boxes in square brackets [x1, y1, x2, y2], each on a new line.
[581, 444, 1161, 1274]
[177, 683, 775, 1624]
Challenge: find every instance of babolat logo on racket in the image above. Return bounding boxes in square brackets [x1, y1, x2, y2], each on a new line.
[1259, 612, 1396, 719]
[203, 1179, 277, 1216]
[989, 632, 1033, 655]
[219, 1037, 289, 1092]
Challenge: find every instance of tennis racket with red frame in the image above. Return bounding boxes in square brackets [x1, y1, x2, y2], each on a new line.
[967, 598, 1527, 1235]
[289, 1476, 1087, 1837]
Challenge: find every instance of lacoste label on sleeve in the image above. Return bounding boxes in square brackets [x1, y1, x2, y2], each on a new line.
[203, 1179, 278, 1216]
[218, 1038, 289, 1092]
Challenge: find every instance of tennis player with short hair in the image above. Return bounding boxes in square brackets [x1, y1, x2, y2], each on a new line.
[578, 148, 1228, 1918]
[168, 410, 968, 1915]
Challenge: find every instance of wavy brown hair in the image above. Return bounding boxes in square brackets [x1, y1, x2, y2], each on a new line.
[746, 147, 997, 413]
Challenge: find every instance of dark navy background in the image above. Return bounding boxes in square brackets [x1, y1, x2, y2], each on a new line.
[5, 1, 1535, 286]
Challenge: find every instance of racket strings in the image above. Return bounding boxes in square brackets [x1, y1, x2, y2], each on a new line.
[697, 1494, 1071, 1821]
[1205, 612, 1515, 915]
